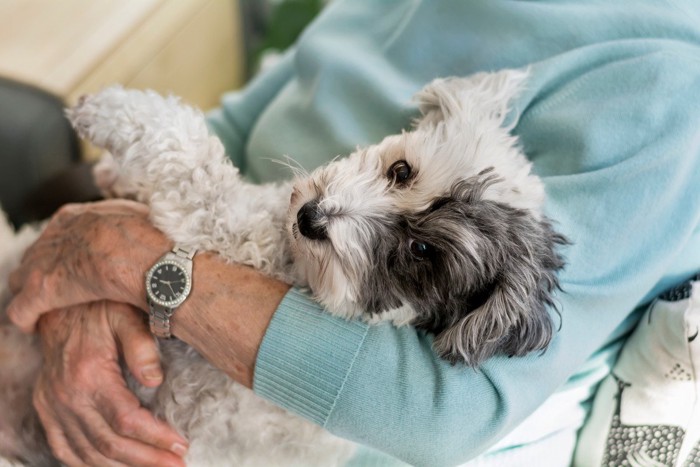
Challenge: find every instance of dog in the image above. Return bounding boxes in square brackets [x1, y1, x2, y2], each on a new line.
[0, 68, 567, 465]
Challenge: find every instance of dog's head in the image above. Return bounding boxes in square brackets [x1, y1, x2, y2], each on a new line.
[287, 70, 567, 366]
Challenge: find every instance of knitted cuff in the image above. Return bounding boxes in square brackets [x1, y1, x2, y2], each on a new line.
[253, 287, 369, 426]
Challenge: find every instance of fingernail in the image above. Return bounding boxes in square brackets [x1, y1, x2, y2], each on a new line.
[141, 365, 163, 382]
[171, 442, 188, 457]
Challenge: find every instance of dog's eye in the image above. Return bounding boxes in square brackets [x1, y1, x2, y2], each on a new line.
[408, 239, 433, 260]
[387, 160, 412, 185]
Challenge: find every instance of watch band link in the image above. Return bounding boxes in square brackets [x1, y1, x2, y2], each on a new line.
[172, 246, 196, 260]
[149, 306, 173, 339]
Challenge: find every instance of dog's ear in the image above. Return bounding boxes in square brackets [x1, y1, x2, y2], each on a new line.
[413, 69, 528, 130]
[432, 204, 567, 367]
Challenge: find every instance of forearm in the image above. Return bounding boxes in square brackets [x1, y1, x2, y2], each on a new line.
[170, 252, 290, 388]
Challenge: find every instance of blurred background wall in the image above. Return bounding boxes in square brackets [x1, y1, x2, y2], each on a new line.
[0, 0, 323, 110]
[0, 0, 322, 225]
[0, 0, 243, 110]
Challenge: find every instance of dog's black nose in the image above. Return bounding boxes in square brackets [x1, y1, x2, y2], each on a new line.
[297, 200, 327, 241]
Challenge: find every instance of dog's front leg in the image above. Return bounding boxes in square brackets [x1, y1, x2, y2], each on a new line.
[67, 87, 295, 279]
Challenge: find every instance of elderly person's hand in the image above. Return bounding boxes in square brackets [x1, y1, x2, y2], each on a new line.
[7, 199, 290, 388]
[8, 200, 168, 332]
[7, 198, 290, 465]
[35, 301, 188, 467]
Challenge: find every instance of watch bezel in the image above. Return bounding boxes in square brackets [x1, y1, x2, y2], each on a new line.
[145, 259, 192, 308]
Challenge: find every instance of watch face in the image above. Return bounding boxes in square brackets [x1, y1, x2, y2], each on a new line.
[146, 260, 191, 307]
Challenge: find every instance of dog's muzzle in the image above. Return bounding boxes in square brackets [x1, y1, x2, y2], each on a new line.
[297, 200, 328, 241]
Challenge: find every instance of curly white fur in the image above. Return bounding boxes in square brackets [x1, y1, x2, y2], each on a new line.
[68, 89, 353, 466]
[0, 69, 567, 465]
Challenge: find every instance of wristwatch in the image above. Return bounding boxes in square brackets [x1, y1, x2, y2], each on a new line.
[145, 246, 196, 338]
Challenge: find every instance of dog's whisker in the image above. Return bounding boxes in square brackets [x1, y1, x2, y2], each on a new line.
[268, 156, 309, 178]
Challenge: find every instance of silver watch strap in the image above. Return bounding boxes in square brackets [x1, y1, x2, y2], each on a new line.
[171, 246, 196, 260]
[149, 305, 173, 339]
[148, 246, 195, 339]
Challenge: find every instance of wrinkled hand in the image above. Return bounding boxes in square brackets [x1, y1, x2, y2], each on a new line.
[8, 200, 170, 333]
[35, 301, 188, 467]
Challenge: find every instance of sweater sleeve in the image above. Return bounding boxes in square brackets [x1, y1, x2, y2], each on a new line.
[206, 50, 295, 175]
[253, 50, 700, 466]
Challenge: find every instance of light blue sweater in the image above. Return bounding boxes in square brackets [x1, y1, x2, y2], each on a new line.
[207, 1, 700, 465]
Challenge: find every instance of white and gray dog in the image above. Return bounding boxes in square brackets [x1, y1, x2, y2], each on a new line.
[0, 69, 567, 465]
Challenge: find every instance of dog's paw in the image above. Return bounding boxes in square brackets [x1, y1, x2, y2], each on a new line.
[66, 86, 147, 155]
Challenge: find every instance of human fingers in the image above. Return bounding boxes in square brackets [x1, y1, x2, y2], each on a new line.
[109, 304, 164, 387]
[34, 305, 187, 466]
[55, 409, 130, 467]
[104, 303, 191, 457]
[33, 397, 85, 467]
[7, 283, 95, 333]
[34, 375, 122, 467]
[98, 303, 188, 456]
[96, 302, 190, 459]
[33, 309, 127, 466]
[8, 202, 166, 333]
[93, 389, 190, 463]
[75, 402, 186, 467]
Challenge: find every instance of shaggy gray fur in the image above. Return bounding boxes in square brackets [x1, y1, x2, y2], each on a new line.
[357, 170, 568, 366]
